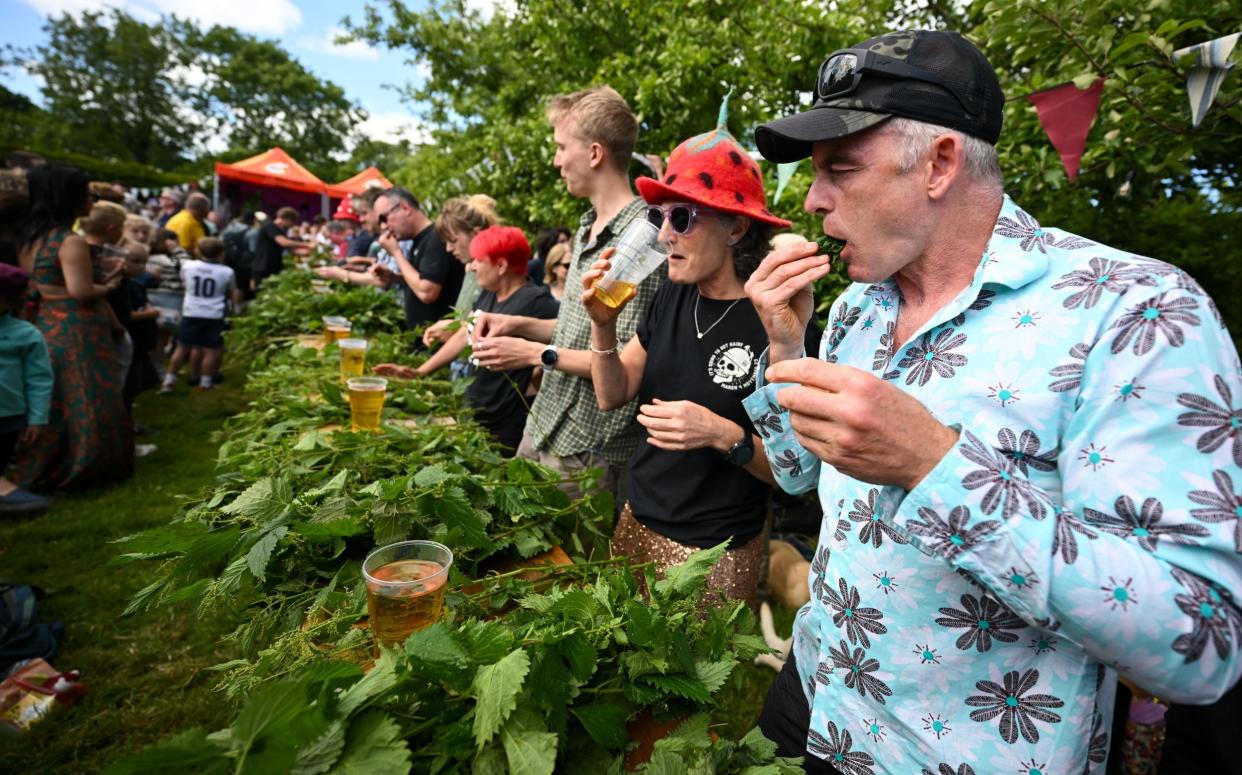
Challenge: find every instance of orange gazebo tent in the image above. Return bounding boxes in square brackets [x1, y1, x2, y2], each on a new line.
[214, 147, 328, 194]
[213, 147, 329, 218]
[327, 166, 393, 199]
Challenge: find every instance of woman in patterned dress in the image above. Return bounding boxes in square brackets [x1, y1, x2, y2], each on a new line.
[13, 164, 133, 492]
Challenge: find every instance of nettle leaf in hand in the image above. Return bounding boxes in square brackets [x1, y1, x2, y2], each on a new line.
[817, 235, 846, 262]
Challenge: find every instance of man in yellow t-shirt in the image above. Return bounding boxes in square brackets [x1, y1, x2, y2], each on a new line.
[165, 193, 210, 255]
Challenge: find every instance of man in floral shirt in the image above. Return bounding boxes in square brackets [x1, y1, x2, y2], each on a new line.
[744, 30, 1242, 775]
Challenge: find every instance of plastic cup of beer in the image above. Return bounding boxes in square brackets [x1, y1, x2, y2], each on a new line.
[347, 376, 387, 431]
[362, 540, 453, 653]
[338, 338, 368, 382]
[322, 316, 351, 344]
[591, 218, 668, 308]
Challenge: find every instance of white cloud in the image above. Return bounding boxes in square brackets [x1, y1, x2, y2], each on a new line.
[298, 27, 380, 62]
[20, 0, 303, 35]
[462, 0, 513, 20]
[19, 0, 112, 16]
[356, 111, 430, 146]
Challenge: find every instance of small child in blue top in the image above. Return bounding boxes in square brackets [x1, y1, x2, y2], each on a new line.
[0, 264, 53, 513]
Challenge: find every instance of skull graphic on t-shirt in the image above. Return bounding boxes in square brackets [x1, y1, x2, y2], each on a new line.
[708, 342, 756, 391]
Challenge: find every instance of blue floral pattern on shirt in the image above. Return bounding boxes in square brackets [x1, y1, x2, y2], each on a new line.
[743, 195, 1242, 773]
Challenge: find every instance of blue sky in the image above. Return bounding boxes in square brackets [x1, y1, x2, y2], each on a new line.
[0, 0, 471, 146]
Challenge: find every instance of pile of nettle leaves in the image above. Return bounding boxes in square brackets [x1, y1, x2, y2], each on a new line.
[109, 273, 798, 774]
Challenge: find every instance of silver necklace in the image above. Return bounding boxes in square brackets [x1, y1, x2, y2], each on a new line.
[694, 292, 743, 340]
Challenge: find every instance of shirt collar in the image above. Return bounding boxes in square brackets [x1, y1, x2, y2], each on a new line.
[975, 194, 1051, 291]
[578, 197, 644, 252]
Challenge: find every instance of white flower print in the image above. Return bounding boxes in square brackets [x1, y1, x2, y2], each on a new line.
[889, 624, 975, 695]
[978, 301, 1073, 361]
[1070, 439, 1168, 508]
[957, 363, 1052, 424]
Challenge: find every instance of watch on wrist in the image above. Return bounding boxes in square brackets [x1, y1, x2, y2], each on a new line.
[540, 344, 559, 372]
[724, 430, 754, 466]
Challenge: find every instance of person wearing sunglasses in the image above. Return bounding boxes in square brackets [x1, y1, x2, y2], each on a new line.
[582, 119, 816, 609]
[541, 242, 571, 301]
[371, 187, 464, 344]
[740, 29, 1242, 775]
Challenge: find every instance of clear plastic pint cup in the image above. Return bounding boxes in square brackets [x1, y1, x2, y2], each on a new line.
[323, 315, 352, 343]
[347, 376, 387, 431]
[591, 218, 668, 308]
[338, 338, 368, 382]
[362, 540, 453, 653]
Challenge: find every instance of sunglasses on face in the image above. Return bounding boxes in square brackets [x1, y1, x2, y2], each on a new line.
[816, 48, 979, 115]
[644, 203, 713, 235]
[377, 203, 402, 226]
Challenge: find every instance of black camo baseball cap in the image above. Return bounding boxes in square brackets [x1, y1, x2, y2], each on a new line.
[755, 30, 1004, 163]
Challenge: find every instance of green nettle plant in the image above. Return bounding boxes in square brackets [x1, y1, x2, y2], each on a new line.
[111, 274, 796, 774]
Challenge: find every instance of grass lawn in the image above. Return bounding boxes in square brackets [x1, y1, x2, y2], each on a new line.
[0, 371, 247, 773]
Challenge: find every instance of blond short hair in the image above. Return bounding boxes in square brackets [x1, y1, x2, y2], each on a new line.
[80, 201, 128, 236]
[543, 242, 569, 285]
[435, 194, 500, 241]
[546, 86, 638, 173]
[124, 243, 149, 262]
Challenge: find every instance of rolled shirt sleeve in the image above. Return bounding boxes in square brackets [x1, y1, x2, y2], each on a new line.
[744, 347, 821, 496]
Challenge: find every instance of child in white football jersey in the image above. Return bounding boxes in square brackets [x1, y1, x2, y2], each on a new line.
[160, 238, 240, 392]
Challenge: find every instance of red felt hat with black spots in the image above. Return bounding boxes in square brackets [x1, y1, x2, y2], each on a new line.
[636, 101, 791, 229]
[332, 197, 361, 222]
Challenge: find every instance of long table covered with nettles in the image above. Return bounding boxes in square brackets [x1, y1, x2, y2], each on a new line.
[107, 272, 800, 775]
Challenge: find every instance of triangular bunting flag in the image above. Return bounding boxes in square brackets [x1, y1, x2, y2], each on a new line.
[1173, 32, 1240, 128]
[1027, 78, 1105, 181]
[773, 161, 801, 204]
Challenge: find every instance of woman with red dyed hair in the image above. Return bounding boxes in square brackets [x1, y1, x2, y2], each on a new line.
[412, 225, 559, 453]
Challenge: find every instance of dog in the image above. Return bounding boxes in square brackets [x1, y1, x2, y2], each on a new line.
[755, 540, 812, 672]
[767, 539, 810, 610]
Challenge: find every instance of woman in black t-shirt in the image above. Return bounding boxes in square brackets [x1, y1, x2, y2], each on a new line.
[582, 125, 802, 608]
[399, 225, 558, 454]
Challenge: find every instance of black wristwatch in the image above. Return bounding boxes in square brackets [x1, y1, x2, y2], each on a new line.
[724, 430, 754, 466]
[540, 345, 559, 372]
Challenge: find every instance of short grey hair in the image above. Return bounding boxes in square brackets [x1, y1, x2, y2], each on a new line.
[884, 117, 1002, 188]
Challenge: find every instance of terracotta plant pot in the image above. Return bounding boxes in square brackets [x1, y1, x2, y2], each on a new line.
[461, 545, 573, 597]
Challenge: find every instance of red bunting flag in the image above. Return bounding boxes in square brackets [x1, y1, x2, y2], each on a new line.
[1027, 78, 1105, 181]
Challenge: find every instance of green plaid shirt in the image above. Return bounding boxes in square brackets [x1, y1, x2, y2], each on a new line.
[524, 197, 666, 466]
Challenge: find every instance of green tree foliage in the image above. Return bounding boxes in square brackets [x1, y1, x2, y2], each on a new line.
[6, 9, 364, 176]
[342, 137, 416, 179]
[347, 0, 1240, 328]
[969, 0, 1242, 334]
[176, 21, 365, 176]
[345, 0, 887, 238]
[12, 10, 196, 168]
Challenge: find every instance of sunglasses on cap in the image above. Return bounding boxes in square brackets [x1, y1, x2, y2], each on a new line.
[816, 48, 980, 115]
[644, 204, 721, 235]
